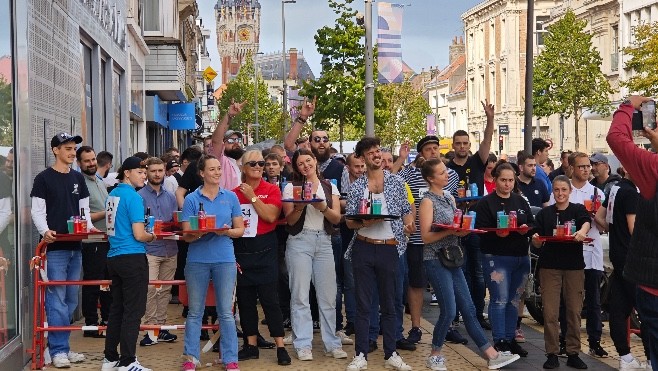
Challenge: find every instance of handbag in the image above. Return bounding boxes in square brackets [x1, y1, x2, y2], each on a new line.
[438, 244, 465, 268]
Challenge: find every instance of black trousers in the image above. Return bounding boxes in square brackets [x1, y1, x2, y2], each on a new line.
[276, 226, 291, 319]
[172, 241, 188, 296]
[104, 254, 148, 366]
[609, 270, 651, 357]
[237, 282, 285, 338]
[81, 241, 112, 325]
[352, 239, 398, 359]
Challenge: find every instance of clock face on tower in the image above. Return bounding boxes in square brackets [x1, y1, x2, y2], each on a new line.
[238, 28, 251, 42]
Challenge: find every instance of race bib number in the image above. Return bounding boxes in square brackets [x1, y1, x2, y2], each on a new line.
[241, 203, 259, 238]
[105, 196, 120, 236]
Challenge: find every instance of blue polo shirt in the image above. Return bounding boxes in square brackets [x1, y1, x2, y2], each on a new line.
[138, 184, 178, 257]
[182, 187, 242, 263]
[106, 183, 146, 257]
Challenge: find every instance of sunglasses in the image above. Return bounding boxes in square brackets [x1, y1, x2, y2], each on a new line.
[245, 161, 265, 167]
[313, 136, 329, 143]
[225, 138, 241, 144]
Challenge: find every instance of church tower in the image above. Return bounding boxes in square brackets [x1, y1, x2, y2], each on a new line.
[215, 0, 261, 84]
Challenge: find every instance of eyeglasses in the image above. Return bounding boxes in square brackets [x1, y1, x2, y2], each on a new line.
[313, 136, 329, 143]
[576, 164, 592, 170]
[245, 161, 265, 167]
[225, 138, 241, 144]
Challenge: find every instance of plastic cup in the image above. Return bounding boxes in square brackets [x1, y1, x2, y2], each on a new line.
[457, 187, 466, 198]
[584, 199, 593, 212]
[498, 215, 509, 228]
[293, 186, 303, 200]
[461, 215, 473, 230]
[189, 216, 199, 230]
[207, 215, 216, 229]
[556, 225, 566, 237]
[173, 211, 182, 223]
[67, 219, 74, 234]
[154, 220, 163, 233]
[372, 202, 382, 215]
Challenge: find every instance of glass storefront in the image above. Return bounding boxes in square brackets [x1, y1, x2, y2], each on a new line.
[0, 0, 17, 351]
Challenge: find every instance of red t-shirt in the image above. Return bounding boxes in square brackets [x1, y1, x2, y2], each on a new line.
[484, 179, 495, 195]
[232, 179, 282, 236]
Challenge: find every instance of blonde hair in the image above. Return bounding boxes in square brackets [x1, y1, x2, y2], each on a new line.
[240, 150, 264, 182]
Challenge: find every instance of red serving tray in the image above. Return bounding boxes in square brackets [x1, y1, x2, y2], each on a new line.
[480, 227, 531, 234]
[154, 232, 177, 239]
[176, 228, 229, 235]
[536, 236, 593, 243]
[55, 231, 106, 241]
[432, 223, 487, 234]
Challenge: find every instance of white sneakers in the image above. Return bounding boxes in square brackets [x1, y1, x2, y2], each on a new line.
[117, 360, 152, 371]
[283, 333, 294, 345]
[68, 351, 85, 363]
[296, 348, 313, 361]
[488, 351, 521, 370]
[325, 347, 348, 359]
[337, 330, 355, 345]
[620, 356, 650, 370]
[51, 353, 71, 368]
[346, 353, 368, 371]
[385, 352, 412, 370]
[426, 355, 447, 371]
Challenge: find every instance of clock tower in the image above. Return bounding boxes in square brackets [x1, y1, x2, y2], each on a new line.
[215, 0, 261, 83]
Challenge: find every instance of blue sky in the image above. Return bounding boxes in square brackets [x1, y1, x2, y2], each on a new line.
[198, 0, 483, 78]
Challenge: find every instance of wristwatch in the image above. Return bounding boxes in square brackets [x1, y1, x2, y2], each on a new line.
[250, 196, 258, 203]
[622, 99, 632, 106]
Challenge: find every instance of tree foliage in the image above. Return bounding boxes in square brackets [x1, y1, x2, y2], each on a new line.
[217, 52, 285, 142]
[377, 80, 430, 150]
[532, 9, 614, 150]
[0, 76, 12, 146]
[622, 22, 658, 96]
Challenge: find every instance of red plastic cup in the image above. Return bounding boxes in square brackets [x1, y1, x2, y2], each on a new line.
[206, 215, 216, 229]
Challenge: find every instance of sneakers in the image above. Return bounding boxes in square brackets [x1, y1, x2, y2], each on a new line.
[430, 294, 438, 306]
[237, 344, 259, 361]
[52, 353, 71, 368]
[118, 360, 152, 371]
[488, 351, 520, 370]
[277, 347, 292, 366]
[101, 358, 119, 371]
[337, 330, 354, 345]
[283, 317, 292, 330]
[620, 356, 648, 370]
[566, 354, 588, 369]
[325, 347, 348, 359]
[558, 342, 568, 358]
[368, 340, 378, 353]
[426, 355, 447, 371]
[68, 351, 85, 363]
[313, 321, 321, 332]
[479, 318, 492, 331]
[543, 354, 560, 369]
[346, 353, 368, 371]
[588, 342, 608, 358]
[158, 329, 178, 342]
[139, 333, 158, 346]
[445, 328, 468, 344]
[344, 322, 355, 336]
[508, 340, 528, 357]
[296, 348, 313, 361]
[514, 328, 526, 343]
[407, 327, 422, 344]
[395, 338, 417, 351]
[384, 352, 412, 370]
[225, 362, 240, 371]
[257, 334, 275, 349]
[283, 334, 293, 345]
[181, 361, 196, 371]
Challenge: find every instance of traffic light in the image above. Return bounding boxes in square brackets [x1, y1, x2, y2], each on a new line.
[499, 135, 504, 153]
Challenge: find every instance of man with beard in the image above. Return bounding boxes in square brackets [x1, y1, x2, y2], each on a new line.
[76, 146, 112, 339]
[590, 152, 621, 195]
[208, 100, 247, 191]
[138, 157, 178, 346]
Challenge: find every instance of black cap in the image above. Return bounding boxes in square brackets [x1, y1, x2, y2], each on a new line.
[116, 156, 147, 180]
[416, 135, 441, 152]
[166, 160, 180, 171]
[51, 132, 83, 148]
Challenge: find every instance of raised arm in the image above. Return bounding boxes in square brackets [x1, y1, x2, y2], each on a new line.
[211, 99, 246, 158]
[283, 96, 316, 152]
[478, 100, 495, 165]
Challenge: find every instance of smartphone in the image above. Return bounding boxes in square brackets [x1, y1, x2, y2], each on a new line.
[633, 100, 656, 131]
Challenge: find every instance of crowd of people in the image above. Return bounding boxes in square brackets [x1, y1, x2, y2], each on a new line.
[30, 96, 658, 371]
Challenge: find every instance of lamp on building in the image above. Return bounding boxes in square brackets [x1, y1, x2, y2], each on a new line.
[282, 0, 297, 131]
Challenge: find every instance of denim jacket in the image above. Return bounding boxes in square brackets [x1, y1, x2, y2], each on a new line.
[344, 171, 411, 259]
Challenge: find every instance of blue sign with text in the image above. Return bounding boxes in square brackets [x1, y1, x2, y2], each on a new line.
[168, 103, 196, 130]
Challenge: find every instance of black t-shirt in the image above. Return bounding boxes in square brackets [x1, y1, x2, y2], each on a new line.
[30, 167, 90, 251]
[534, 203, 590, 270]
[603, 178, 638, 271]
[321, 158, 345, 191]
[475, 192, 534, 256]
[548, 167, 565, 181]
[448, 155, 486, 197]
[178, 162, 203, 197]
[517, 177, 550, 208]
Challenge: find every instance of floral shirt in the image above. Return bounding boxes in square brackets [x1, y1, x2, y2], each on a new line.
[344, 171, 412, 259]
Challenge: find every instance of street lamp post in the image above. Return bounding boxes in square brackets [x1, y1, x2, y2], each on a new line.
[523, 0, 534, 153]
[282, 0, 296, 132]
[254, 52, 264, 143]
[364, 0, 374, 136]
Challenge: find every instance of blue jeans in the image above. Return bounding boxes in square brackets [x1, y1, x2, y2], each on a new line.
[286, 229, 341, 351]
[183, 262, 238, 364]
[461, 234, 486, 320]
[424, 259, 491, 352]
[46, 249, 82, 357]
[368, 251, 407, 342]
[483, 254, 530, 343]
[636, 287, 658, 370]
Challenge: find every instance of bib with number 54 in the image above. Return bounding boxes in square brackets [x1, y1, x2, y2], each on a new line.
[241, 203, 259, 237]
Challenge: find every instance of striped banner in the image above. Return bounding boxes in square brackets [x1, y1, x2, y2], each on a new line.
[426, 114, 436, 135]
[377, 2, 404, 83]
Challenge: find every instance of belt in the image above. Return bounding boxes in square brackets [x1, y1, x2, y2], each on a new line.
[356, 234, 398, 246]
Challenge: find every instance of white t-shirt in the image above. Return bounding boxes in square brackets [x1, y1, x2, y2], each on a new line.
[358, 191, 395, 240]
[283, 182, 339, 231]
[163, 175, 179, 195]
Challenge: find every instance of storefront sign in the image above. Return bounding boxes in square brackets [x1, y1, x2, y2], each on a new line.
[168, 103, 196, 130]
[80, 0, 127, 49]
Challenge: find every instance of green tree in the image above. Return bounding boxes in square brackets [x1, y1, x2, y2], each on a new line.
[217, 52, 284, 143]
[532, 9, 614, 150]
[0, 76, 12, 146]
[377, 80, 430, 150]
[622, 22, 658, 96]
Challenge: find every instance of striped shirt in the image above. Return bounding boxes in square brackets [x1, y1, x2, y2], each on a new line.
[398, 165, 459, 244]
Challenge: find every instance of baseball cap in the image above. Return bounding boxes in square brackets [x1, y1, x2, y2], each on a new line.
[224, 130, 243, 139]
[416, 135, 441, 152]
[589, 153, 608, 164]
[116, 156, 147, 180]
[51, 132, 82, 148]
[166, 159, 180, 171]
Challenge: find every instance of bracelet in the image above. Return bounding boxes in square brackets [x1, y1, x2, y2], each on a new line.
[296, 116, 307, 124]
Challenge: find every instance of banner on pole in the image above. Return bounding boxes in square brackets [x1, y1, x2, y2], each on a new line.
[426, 114, 436, 135]
[377, 2, 404, 84]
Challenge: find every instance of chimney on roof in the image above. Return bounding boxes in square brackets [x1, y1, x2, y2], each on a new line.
[449, 35, 465, 64]
[289, 48, 298, 80]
